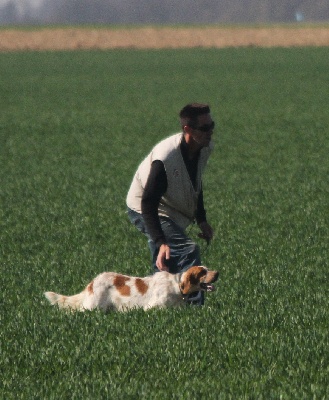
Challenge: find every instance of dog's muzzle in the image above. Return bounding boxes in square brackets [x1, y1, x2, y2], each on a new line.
[200, 282, 216, 292]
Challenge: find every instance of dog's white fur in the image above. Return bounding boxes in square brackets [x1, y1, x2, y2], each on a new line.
[44, 266, 219, 312]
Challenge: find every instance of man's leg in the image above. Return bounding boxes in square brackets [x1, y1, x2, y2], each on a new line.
[157, 217, 201, 273]
[127, 209, 204, 305]
[158, 217, 204, 305]
[127, 208, 158, 272]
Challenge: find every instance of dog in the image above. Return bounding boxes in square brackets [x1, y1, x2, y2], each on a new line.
[44, 266, 219, 312]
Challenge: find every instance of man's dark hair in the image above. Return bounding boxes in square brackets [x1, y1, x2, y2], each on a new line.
[179, 103, 210, 128]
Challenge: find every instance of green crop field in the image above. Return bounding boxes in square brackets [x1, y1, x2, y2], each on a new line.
[1, 47, 328, 399]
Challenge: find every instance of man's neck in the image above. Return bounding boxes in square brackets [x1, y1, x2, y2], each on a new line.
[183, 133, 202, 159]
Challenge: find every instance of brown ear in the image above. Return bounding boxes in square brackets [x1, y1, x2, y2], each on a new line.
[181, 280, 191, 295]
[189, 266, 207, 284]
[181, 266, 208, 294]
[180, 272, 194, 295]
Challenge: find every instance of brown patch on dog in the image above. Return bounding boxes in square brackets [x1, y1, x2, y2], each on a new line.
[87, 280, 94, 294]
[135, 278, 148, 295]
[188, 266, 207, 284]
[114, 275, 131, 296]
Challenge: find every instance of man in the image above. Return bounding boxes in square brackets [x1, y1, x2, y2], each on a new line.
[126, 103, 215, 305]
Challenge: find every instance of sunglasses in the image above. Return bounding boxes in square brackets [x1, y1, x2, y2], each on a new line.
[190, 121, 215, 132]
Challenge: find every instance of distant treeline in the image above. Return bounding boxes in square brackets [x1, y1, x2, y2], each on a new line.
[1, 0, 329, 25]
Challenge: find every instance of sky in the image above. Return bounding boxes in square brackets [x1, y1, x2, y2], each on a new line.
[0, 0, 44, 17]
[0, 0, 43, 7]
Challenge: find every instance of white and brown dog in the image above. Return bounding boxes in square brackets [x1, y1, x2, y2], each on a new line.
[44, 266, 219, 312]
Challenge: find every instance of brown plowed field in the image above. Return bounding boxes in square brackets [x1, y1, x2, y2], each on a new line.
[1, 26, 329, 51]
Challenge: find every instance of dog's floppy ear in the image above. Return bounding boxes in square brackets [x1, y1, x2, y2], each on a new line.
[190, 266, 207, 284]
[180, 278, 190, 295]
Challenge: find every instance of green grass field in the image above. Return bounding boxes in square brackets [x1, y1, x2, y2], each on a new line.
[1, 47, 328, 399]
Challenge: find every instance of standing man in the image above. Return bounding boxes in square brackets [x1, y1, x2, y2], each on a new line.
[126, 103, 215, 305]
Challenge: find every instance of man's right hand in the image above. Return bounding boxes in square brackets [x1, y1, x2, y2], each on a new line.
[156, 244, 170, 271]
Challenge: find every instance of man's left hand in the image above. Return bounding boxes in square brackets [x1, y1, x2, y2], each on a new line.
[198, 221, 214, 244]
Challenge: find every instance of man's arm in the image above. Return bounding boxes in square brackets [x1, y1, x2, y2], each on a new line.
[141, 161, 171, 271]
[196, 189, 214, 244]
[195, 189, 206, 224]
[141, 160, 167, 246]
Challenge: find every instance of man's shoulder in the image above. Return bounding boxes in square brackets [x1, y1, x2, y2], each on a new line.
[155, 132, 182, 148]
[152, 133, 183, 160]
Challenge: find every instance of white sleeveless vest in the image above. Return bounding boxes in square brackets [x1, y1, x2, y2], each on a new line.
[126, 133, 213, 229]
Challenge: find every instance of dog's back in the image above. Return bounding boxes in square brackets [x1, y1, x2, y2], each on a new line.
[44, 271, 183, 312]
[44, 266, 218, 312]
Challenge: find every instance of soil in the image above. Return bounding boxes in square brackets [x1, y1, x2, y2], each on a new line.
[1, 26, 329, 51]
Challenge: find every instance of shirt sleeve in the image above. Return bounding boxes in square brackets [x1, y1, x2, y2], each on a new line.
[141, 160, 168, 247]
[195, 188, 207, 224]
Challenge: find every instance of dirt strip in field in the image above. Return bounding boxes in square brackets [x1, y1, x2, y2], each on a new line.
[1, 27, 329, 51]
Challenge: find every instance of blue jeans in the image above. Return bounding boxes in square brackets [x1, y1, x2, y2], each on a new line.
[127, 208, 204, 305]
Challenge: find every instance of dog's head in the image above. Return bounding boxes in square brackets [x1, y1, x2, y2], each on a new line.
[179, 266, 219, 295]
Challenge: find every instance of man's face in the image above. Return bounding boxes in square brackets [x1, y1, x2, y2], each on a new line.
[189, 113, 215, 147]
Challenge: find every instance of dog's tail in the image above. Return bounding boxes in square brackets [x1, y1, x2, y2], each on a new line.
[44, 290, 87, 311]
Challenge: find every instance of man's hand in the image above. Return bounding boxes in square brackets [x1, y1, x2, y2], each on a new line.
[198, 221, 214, 244]
[156, 244, 170, 271]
